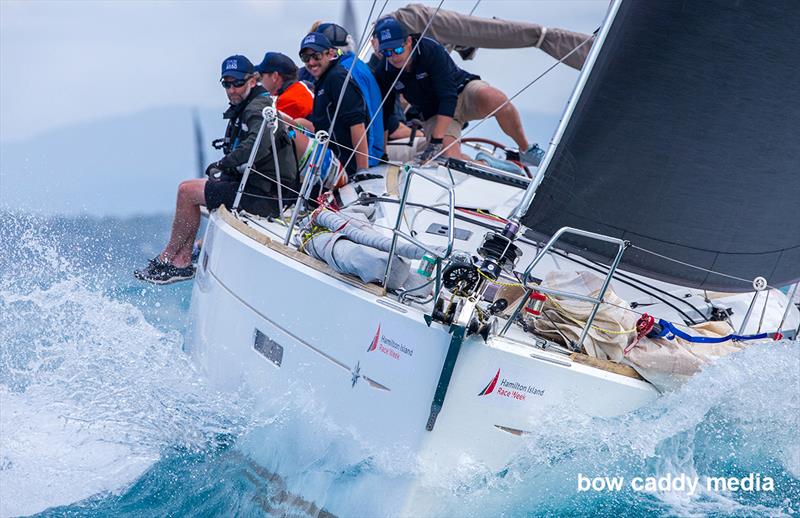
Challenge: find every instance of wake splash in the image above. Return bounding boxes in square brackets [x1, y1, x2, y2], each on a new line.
[410, 341, 799, 517]
[0, 214, 242, 517]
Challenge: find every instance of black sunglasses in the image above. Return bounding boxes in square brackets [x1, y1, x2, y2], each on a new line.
[220, 78, 247, 89]
[299, 51, 324, 63]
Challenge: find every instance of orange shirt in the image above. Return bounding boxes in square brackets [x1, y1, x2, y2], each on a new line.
[276, 81, 314, 120]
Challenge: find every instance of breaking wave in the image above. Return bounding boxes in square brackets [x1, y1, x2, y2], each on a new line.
[0, 213, 244, 517]
[1, 212, 797, 517]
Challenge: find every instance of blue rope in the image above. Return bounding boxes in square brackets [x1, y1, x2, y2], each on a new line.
[651, 319, 769, 343]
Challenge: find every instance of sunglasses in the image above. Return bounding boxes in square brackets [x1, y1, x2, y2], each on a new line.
[299, 51, 325, 63]
[221, 78, 247, 89]
[381, 46, 406, 58]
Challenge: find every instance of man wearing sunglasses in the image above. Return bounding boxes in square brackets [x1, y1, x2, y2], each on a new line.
[373, 18, 540, 166]
[314, 22, 385, 166]
[134, 55, 298, 284]
[298, 32, 369, 175]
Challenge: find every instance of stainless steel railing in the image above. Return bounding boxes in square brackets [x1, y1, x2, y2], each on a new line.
[500, 227, 629, 351]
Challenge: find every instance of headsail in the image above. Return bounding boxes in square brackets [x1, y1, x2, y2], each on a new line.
[521, 0, 800, 292]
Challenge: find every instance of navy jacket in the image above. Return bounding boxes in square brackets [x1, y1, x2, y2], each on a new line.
[374, 37, 479, 125]
[310, 60, 368, 174]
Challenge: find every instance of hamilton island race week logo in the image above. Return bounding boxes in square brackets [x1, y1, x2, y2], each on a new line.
[478, 369, 545, 401]
[366, 324, 413, 360]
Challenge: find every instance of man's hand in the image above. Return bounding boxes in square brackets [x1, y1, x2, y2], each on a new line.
[417, 138, 443, 164]
[205, 161, 224, 180]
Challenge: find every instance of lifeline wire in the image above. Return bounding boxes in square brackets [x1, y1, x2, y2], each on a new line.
[341, 0, 447, 173]
[630, 244, 778, 290]
[428, 28, 598, 164]
[314, 0, 385, 174]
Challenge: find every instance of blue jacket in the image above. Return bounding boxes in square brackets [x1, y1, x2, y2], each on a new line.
[339, 51, 385, 165]
[310, 61, 368, 175]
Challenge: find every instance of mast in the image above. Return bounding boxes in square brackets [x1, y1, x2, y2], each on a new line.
[509, 0, 623, 222]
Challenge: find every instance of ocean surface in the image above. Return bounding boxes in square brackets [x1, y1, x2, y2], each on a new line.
[1, 212, 798, 517]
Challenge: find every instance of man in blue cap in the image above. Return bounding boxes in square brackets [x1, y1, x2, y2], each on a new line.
[316, 22, 385, 166]
[298, 32, 369, 175]
[255, 52, 314, 120]
[134, 55, 298, 284]
[372, 17, 541, 165]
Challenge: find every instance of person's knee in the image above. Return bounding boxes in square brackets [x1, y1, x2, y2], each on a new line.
[477, 86, 509, 114]
[178, 179, 206, 205]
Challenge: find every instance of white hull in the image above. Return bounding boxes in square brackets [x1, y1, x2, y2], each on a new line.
[186, 209, 659, 515]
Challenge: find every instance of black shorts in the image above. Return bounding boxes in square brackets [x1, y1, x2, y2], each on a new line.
[205, 175, 282, 218]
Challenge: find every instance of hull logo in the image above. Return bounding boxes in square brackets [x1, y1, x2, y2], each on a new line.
[478, 369, 545, 400]
[478, 368, 500, 395]
[365, 324, 413, 360]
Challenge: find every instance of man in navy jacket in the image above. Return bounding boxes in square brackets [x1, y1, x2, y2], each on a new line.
[298, 32, 369, 174]
[373, 17, 539, 165]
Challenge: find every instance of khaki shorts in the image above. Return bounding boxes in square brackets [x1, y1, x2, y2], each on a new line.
[422, 79, 489, 141]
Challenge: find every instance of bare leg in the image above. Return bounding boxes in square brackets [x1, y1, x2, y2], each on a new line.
[441, 135, 470, 160]
[161, 178, 207, 268]
[474, 85, 529, 151]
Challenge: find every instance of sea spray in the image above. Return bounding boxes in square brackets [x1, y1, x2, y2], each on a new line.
[0, 213, 243, 516]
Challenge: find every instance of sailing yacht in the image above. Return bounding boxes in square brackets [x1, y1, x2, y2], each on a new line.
[185, 0, 800, 514]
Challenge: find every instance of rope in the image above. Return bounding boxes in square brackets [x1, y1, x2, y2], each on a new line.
[319, 0, 383, 170]
[477, 267, 523, 287]
[468, 0, 482, 16]
[341, 0, 447, 173]
[428, 29, 598, 163]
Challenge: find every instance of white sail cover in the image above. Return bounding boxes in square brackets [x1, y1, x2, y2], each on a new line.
[522, 0, 800, 292]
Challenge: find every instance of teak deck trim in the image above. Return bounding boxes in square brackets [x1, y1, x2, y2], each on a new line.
[219, 207, 386, 297]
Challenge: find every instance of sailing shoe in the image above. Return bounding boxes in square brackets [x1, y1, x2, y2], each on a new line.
[134, 257, 195, 285]
[519, 144, 545, 167]
[475, 152, 526, 175]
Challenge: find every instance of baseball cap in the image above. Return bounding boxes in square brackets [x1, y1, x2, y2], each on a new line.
[317, 22, 349, 47]
[300, 32, 334, 53]
[374, 17, 408, 51]
[255, 52, 298, 75]
[220, 55, 254, 80]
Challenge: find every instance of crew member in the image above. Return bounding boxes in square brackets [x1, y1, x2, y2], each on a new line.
[373, 17, 540, 165]
[315, 22, 385, 166]
[255, 52, 314, 119]
[298, 32, 369, 175]
[134, 55, 298, 284]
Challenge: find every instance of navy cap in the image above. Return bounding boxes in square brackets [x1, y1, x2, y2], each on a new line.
[255, 52, 298, 75]
[374, 18, 408, 51]
[220, 55, 253, 80]
[300, 32, 333, 53]
[317, 22, 349, 47]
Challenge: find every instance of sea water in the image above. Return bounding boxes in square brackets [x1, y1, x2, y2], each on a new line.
[1, 212, 797, 517]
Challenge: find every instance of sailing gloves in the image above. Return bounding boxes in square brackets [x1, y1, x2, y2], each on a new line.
[205, 161, 224, 180]
[417, 138, 444, 164]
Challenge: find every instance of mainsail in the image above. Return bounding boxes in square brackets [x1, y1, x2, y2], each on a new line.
[520, 0, 800, 292]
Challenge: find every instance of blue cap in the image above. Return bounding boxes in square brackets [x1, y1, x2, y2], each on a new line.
[317, 22, 349, 47]
[374, 18, 408, 51]
[220, 55, 253, 80]
[300, 32, 333, 53]
[255, 52, 298, 75]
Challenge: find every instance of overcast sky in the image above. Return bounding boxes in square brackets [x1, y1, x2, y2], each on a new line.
[0, 0, 608, 143]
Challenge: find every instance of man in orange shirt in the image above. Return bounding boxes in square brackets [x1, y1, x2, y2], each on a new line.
[254, 52, 313, 119]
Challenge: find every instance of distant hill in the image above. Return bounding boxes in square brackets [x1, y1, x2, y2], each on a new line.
[0, 106, 228, 216]
[0, 105, 558, 217]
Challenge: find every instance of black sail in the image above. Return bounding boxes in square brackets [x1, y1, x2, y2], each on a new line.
[522, 0, 800, 292]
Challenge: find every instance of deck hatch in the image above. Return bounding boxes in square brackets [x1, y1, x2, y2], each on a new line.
[254, 329, 283, 367]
